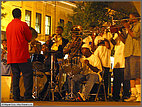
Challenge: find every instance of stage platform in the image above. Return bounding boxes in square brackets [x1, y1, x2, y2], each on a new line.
[1, 100, 141, 106]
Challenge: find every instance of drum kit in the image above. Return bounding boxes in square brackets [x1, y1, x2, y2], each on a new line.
[11, 26, 84, 101]
[17, 51, 82, 101]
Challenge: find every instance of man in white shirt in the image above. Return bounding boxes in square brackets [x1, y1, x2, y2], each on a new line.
[95, 37, 111, 98]
[69, 44, 102, 101]
[111, 33, 130, 101]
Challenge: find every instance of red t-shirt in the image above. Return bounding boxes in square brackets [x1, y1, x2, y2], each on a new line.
[6, 18, 32, 64]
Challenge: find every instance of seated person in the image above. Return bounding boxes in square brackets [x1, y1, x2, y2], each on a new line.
[67, 44, 102, 101]
[29, 27, 44, 63]
[1, 39, 11, 75]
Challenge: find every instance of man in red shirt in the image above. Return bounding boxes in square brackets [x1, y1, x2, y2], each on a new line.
[6, 8, 33, 101]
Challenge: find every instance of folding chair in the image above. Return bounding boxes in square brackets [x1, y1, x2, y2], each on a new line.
[80, 68, 107, 101]
[89, 69, 107, 101]
[80, 54, 107, 102]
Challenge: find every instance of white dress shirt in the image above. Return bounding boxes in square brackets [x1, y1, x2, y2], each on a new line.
[113, 34, 125, 68]
[94, 45, 111, 68]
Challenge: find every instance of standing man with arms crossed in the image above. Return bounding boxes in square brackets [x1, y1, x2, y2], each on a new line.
[6, 8, 33, 101]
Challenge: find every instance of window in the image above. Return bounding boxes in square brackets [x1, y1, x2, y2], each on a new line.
[45, 15, 51, 35]
[25, 10, 31, 26]
[35, 13, 41, 34]
[60, 19, 64, 27]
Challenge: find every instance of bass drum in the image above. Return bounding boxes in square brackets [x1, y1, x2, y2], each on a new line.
[19, 71, 47, 99]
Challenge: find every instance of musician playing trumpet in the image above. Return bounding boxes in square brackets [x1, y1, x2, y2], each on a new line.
[111, 12, 141, 102]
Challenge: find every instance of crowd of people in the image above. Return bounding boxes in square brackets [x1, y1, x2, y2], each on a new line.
[1, 8, 141, 102]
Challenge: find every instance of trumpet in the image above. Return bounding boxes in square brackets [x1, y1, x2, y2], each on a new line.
[109, 25, 126, 34]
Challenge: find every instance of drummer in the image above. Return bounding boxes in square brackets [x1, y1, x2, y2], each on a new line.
[29, 27, 44, 63]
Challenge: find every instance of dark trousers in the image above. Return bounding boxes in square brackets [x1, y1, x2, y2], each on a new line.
[10, 59, 33, 99]
[103, 67, 111, 97]
[112, 68, 130, 100]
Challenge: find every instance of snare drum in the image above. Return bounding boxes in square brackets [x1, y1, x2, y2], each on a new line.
[62, 64, 82, 76]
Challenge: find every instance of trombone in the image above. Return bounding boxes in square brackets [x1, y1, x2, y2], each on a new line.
[113, 17, 141, 23]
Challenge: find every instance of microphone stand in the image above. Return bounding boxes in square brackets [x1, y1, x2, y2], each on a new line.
[50, 51, 56, 101]
[68, 57, 74, 99]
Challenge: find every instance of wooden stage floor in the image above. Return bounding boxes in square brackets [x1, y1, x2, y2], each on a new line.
[1, 100, 141, 106]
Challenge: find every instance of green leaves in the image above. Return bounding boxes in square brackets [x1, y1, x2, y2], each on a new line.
[70, 2, 111, 30]
[58, 1, 130, 41]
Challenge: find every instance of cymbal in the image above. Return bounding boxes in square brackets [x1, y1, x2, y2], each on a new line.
[73, 54, 82, 57]
[69, 54, 82, 58]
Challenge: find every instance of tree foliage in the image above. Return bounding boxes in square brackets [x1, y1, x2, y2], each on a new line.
[59, 1, 131, 41]
[58, 20, 73, 41]
[1, 1, 7, 19]
[70, 2, 112, 30]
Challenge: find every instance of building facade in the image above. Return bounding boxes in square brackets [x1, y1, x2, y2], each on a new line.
[1, 1, 76, 42]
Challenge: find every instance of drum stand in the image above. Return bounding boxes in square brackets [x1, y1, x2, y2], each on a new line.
[43, 51, 63, 101]
[32, 65, 39, 100]
[65, 58, 76, 100]
[66, 53, 82, 101]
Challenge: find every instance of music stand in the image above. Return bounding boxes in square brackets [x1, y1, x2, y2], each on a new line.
[67, 57, 74, 99]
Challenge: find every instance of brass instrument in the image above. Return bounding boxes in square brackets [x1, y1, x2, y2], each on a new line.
[109, 25, 125, 33]
[70, 25, 83, 36]
[68, 25, 83, 58]
[111, 17, 141, 29]
[113, 17, 141, 23]
[68, 37, 83, 59]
